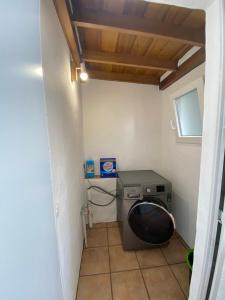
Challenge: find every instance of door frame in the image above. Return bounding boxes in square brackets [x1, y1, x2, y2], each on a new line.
[189, 0, 225, 299]
[205, 0, 225, 298]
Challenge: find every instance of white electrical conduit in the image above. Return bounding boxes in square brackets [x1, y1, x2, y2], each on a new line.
[81, 183, 117, 247]
[80, 189, 94, 248]
[87, 188, 93, 228]
[81, 205, 87, 248]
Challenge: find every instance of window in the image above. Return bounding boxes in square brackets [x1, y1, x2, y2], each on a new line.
[172, 78, 204, 143]
[175, 88, 202, 137]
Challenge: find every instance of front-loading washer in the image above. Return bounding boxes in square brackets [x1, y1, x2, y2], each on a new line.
[116, 170, 175, 250]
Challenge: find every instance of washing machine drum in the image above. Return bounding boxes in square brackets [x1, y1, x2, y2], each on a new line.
[128, 198, 175, 245]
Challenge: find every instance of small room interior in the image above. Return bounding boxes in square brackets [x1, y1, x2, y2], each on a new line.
[71, 1, 205, 299]
[5, 0, 225, 300]
[76, 0, 205, 243]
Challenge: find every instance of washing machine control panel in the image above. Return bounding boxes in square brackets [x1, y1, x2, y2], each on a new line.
[144, 184, 170, 195]
[123, 184, 170, 199]
[146, 187, 151, 193]
[145, 185, 165, 193]
[123, 186, 142, 200]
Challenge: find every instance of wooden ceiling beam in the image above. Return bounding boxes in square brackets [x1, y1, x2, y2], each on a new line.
[88, 70, 159, 85]
[83, 50, 177, 71]
[74, 9, 205, 47]
[53, 0, 80, 67]
[159, 48, 205, 90]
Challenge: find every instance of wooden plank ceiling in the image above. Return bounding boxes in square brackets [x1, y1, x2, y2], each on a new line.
[69, 0, 205, 89]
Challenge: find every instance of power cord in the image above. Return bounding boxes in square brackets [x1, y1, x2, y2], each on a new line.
[87, 182, 118, 207]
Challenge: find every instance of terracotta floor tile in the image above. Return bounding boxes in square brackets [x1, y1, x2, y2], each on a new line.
[76, 274, 112, 300]
[136, 248, 167, 268]
[111, 270, 149, 300]
[142, 266, 185, 300]
[87, 228, 107, 247]
[171, 263, 189, 297]
[80, 247, 110, 276]
[108, 227, 122, 246]
[161, 238, 187, 264]
[107, 221, 119, 228]
[109, 245, 139, 272]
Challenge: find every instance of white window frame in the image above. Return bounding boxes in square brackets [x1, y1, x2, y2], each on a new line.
[171, 77, 204, 144]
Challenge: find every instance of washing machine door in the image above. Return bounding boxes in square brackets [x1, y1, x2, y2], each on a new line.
[128, 199, 175, 245]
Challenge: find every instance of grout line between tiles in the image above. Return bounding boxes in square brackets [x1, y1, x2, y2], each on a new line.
[107, 222, 119, 229]
[160, 247, 170, 265]
[160, 248, 188, 300]
[134, 251, 151, 300]
[139, 263, 168, 270]
[110, 267, 141, 274]
[167, 261, 186, 266]
[108, 226, 122, 247]
[80, 271, 110, 277]
[168, 264, 188, 300]
[160, 245, 186, 265]
[107, 227, 114, 300]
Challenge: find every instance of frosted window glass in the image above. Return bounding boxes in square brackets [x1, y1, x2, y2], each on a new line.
[175, 88, 202, 137]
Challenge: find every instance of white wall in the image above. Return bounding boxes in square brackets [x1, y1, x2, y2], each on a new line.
[85, 178, 117, 223]
[82, 75, 204, 246]
[40, 1, 84, 300]
[82, 79, 162, 174]
[0, 1, 63, 300]
[160, 64, 204, 247]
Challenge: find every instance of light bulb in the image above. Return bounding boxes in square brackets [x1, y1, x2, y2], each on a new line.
[80, 71, 88, 81]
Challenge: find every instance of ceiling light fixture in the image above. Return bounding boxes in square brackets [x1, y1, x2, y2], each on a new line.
[79, 62, 89, 82]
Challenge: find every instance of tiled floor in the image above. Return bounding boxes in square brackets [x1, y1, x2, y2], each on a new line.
[76, 222, 189, 300]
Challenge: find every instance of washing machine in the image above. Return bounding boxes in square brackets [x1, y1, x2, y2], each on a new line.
[116, 170, 175, 250]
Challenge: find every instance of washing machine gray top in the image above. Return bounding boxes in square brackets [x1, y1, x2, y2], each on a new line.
[117, 170, 170, 186]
